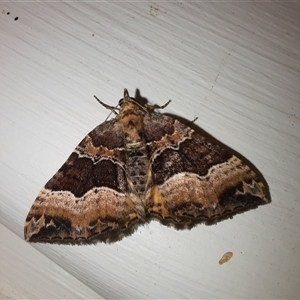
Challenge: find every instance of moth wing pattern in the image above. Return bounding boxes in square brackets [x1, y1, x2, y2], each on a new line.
[143, 113, 269, 228]
[24, 118, 144, 244]
[24, 89, 270, 244]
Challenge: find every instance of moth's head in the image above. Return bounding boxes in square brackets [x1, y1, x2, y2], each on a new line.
[119, 88, 136, 106]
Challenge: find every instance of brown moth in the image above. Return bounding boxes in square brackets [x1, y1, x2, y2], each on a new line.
[24, 89, 270, 244]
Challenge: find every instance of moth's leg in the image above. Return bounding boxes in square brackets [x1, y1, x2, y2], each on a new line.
[185, 117, 198, 126]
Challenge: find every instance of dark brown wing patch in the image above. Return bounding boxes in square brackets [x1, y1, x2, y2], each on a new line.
[144, 116, 269, 228]
[25, 118, 144, 244]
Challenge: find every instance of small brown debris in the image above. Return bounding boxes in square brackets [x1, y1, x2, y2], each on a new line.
[219, 252, 233, 265]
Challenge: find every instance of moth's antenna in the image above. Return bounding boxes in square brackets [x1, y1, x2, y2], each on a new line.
[94, 95, 119, 120]
[145, 100, 172, 112]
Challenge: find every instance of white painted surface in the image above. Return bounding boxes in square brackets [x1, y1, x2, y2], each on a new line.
[1, 2, 299, 299]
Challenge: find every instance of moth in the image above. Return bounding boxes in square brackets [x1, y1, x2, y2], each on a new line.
[24, 89, 270, 244]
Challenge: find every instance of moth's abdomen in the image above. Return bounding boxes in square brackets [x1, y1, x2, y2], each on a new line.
[126, 142, 149, 196]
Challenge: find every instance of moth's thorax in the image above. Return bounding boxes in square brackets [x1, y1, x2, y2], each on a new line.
[119, 100, 144, 143]
[119, 99, 150, 199]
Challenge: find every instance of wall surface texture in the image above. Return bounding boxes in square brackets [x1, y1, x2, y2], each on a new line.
[1, 2, 299, 299]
